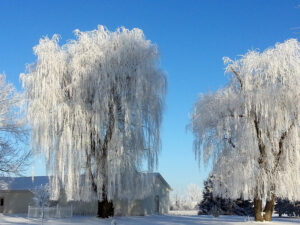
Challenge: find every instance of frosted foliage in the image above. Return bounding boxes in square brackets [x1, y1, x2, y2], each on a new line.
[191, 39, 300, 202]
[185, 184, 202, 209]
[21, 26, 166, 201]
[170, 184, 202, 210]
[32, 184, 50, 207]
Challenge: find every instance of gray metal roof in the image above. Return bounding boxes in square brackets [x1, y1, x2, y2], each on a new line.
[0, 176, 49, 191]
[140, 172, 172, 190]
[0, 173, 172, 191]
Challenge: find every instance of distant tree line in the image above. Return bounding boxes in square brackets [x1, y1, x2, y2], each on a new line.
[170, 183, 202, 210]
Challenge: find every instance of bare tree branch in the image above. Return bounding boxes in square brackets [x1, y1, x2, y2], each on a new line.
[230, 66, 244, 91]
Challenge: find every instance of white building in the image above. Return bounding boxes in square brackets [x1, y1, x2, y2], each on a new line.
[0, 173, 171, 216]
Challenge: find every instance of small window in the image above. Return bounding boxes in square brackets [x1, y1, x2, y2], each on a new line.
[0, 198, 3, 206]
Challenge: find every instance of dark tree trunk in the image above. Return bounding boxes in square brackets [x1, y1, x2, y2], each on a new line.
[254, 198, 264, 222]
[263, 195, 275, 221]
[252, 117, 267, 222]
[96, 101, 115, 218]
[97, 199, 114, 218]
[87, 89, 118, 218]
[97, 191, 114, 218]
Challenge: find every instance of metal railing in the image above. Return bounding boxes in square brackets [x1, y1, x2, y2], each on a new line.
[28, 205, 73, 219]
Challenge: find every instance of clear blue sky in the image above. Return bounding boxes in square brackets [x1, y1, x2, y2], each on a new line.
[1, 0, 300, 192]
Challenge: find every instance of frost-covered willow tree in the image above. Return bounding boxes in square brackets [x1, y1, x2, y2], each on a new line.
[0, 75, 29, 175]
[190, 39, 300, 221]
[21, 25, 166, 217]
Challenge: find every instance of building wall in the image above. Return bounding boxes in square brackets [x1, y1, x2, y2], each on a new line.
[65, 176, 170, 216]
[0, 176, 170, 216]
[0, 190, 34, 214]
[152, 176, 170, 215]
[114, 177, 170, 216]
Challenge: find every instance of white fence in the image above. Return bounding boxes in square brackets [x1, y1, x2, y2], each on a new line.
[28, 205, 73, 219]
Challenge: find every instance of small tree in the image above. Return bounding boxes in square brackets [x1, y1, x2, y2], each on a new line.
[190, 39, 300, 221]
[32, 184, 50, 207]
[198, 176, 230, 216]
[0, 74, 29, 175]
[198, 176, 216, 215]
[21, 26, 166, 218]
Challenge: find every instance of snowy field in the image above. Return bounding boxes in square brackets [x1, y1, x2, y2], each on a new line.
[1, 214, 300, 225]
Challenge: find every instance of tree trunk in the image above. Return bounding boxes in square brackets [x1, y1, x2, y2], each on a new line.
[263, 195, 275, 221]
[254, 198, 264, 222]
[95, 100, 115, 218]
[97, 192, 114, 218]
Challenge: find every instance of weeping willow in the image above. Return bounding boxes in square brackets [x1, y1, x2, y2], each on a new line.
[191, 39, 300, 204]
[21, 26, 166, 204]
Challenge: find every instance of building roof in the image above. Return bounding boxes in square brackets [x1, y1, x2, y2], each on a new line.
[140, 172, 172, 191]
[0, 173, 172, 191]
[0, 176, 49, 191]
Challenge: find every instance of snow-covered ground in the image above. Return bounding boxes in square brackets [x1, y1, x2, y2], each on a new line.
[168, 210, 199, 216]
[1, 214, 300, 225]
